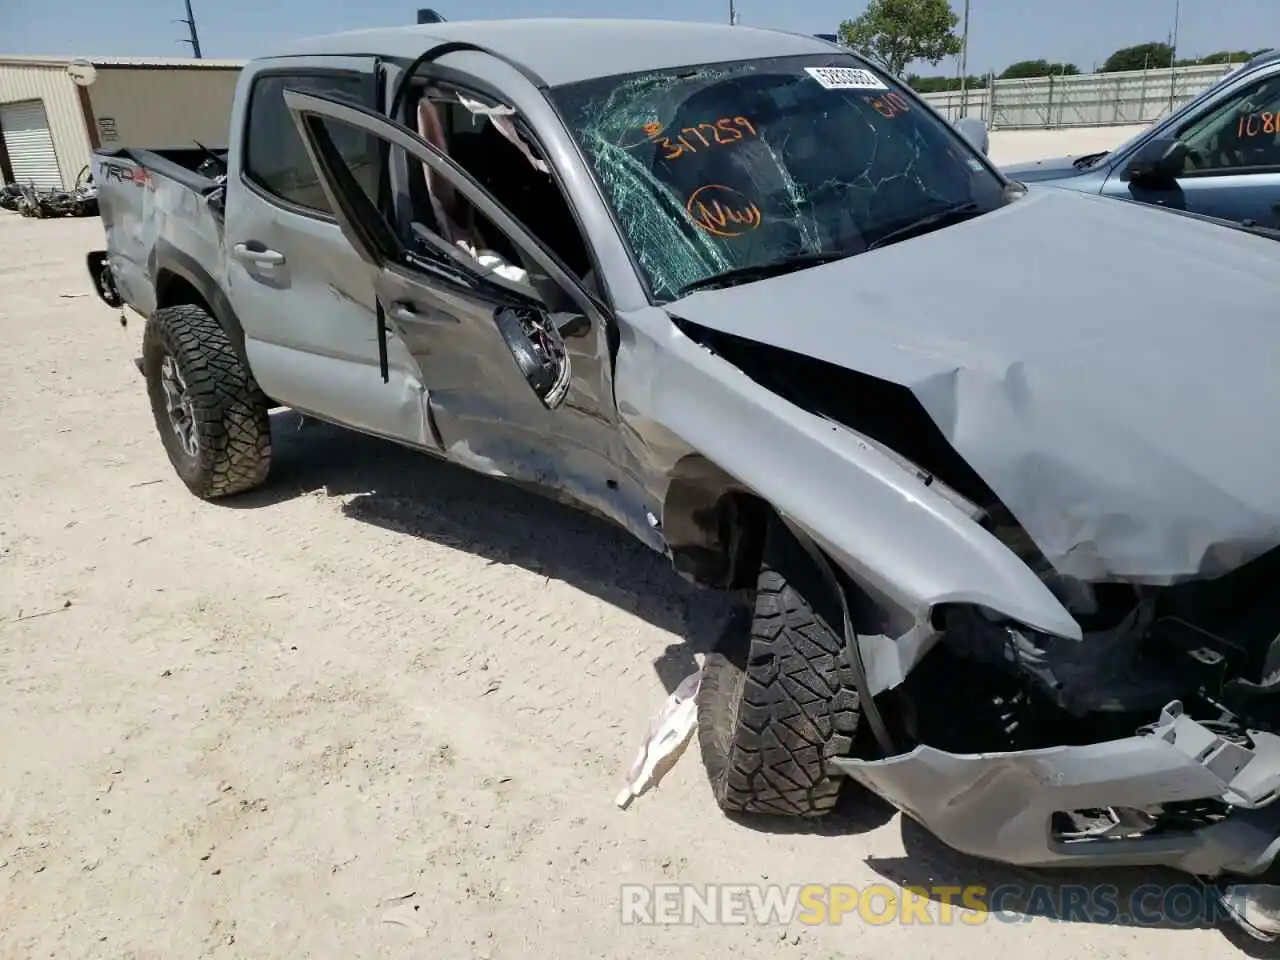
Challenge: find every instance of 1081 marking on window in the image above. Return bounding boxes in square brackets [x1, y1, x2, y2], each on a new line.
[1238, 111, 1280, 138]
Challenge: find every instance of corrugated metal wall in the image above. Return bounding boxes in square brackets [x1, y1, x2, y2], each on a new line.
[0, 100, 63, 188]
[86, 67, 241, 149]
[0, 62, 92, 189]
[922, 62, 1243, 129]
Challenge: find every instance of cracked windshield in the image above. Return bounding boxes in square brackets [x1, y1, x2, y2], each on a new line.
[552, 55, 1007, 301]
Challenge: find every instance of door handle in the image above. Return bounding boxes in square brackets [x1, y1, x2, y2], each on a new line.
[387, 300, 457, 324]
[232, 242, 285, 266]
[387, 301, 419, 324]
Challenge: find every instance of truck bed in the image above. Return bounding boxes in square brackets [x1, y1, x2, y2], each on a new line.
[92, 146, 230, 320]
[96, 146, 227, 191]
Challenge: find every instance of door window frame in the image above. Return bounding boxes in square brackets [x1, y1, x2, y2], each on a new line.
[240, 66, 379, 221]
[1108, 64, 1280, 184]
[389, 64, 612, 304]
[1172, 70, 1280, 179]
[283, 88, 604, 319]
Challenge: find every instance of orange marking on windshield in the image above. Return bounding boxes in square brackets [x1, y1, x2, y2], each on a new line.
[644, 117, 758, 160]
[686, 184, 762, 237]
[864, 90, 912, 119]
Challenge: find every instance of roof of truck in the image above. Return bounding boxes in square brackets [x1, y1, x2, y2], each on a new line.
[262, 18, 839, 88]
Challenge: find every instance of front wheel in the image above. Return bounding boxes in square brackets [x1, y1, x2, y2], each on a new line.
[697, 515, 863, 818]
[142, 303, 272, 499]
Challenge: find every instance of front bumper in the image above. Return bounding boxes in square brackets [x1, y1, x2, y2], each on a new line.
[830, 701, 1280, 876]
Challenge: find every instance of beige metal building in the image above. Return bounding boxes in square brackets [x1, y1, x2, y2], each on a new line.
[0, 55, 244, 190]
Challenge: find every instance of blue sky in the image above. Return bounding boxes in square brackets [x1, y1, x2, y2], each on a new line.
[4, 0, 1277, 76]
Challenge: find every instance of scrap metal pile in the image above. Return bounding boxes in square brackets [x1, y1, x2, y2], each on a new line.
[0, 165, 99, 219]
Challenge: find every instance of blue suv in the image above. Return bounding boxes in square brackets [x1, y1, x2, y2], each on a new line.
[1002, 50, 1280, 228]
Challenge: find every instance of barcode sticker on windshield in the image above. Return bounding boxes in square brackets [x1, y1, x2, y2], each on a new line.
[804, 66, 887, 90]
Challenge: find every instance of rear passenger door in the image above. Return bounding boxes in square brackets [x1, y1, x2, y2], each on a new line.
[279, 87, 622, 500]
[222, 58, 437, 450]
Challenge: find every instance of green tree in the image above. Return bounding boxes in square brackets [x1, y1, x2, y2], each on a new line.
[1101, 42, 1174, 72]
[906, 73, 987, 93]
[999, 59, 1079, 79]
[1178, 49, 1268, 66]
[837, 0, 964, 78]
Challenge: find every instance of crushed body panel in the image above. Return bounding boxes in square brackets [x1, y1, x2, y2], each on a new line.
[664, 186, 1280, 588]
[831, 701, 1280, 874]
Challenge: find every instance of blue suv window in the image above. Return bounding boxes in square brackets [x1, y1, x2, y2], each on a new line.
[1180, 73, 1280, 174]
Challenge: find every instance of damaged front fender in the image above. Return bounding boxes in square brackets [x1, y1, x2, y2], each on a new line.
[616, 307, 1083, 647]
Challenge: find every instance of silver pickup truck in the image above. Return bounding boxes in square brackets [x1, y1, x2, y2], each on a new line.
[85, 17, 1280, 935]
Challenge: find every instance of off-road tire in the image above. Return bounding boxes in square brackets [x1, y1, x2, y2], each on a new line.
[698, 516, 862, 818]
[142, 303, 271, 499]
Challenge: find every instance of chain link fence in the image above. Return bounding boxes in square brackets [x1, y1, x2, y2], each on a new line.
[921, 62, 1245, 129]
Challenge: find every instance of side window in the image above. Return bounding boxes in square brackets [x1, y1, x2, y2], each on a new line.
[407, 86, 594, 284]
[302, 114, 564, 304]
[1179, 74, 1280, 175]
[243, 72, 378, 214]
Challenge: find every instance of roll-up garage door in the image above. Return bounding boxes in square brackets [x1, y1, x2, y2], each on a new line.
[1, 100, 62, 190]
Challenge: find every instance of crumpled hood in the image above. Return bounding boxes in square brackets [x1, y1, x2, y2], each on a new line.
[666, 187, 1280, 585]
[1000, 155, 1091, 183]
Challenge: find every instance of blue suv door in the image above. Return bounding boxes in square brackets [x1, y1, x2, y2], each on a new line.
[1100, 66, 1280, 228]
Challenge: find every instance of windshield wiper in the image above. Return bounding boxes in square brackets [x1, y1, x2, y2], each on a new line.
[865, 202, 982, 252]
[677, 251, 853, 296]
[1072, 150, 1109, 169]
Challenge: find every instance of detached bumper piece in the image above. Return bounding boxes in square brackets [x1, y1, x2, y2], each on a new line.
[1218, 880, 1280, 941]
[85, 250, 122, 308]
[830, 701, 1280, 875]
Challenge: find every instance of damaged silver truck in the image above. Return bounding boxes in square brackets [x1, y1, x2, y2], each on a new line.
[86, 18, 1280, 937]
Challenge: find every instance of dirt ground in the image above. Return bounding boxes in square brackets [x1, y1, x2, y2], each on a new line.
[0, 211, 1269, 959]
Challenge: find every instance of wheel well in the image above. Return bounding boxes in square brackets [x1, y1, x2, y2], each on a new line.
[152, 267, 254, 383]
[155, 270, 210, 312]
[662, 456, 770, 590]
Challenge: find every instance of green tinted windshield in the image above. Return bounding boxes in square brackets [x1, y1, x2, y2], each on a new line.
[551, 54, 1005, 302]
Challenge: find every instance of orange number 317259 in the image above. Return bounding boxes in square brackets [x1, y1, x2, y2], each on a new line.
[651, 116, 758, 160]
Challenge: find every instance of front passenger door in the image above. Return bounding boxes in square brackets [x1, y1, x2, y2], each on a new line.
[280, 88, 622, 503]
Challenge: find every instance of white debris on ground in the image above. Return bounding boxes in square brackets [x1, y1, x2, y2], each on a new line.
[615, 667, 702, 809]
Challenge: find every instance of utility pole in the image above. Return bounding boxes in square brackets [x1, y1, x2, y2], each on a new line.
[728, 0, 738, 25]
[1168, 0, 1180, 112]
[175, 0, 203, 59]
[957, 0, 971, 117]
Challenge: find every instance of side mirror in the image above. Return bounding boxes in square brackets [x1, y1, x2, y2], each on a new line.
[494, 306, 571, 408]
[954, 117, 989, 156]
[1126, 138, 1187, 184]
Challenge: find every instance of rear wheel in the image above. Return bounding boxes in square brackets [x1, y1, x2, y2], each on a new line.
[697, 515, 862, 818]
[142, 303, 271, 499]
